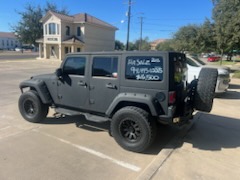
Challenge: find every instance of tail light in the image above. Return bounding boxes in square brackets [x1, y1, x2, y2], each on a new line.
[169, 91, 176, 104]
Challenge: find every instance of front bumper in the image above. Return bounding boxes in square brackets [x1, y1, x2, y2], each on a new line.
[215, 76, 230, 93]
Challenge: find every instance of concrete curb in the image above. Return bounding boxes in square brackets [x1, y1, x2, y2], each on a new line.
[137, 113, 202, 180]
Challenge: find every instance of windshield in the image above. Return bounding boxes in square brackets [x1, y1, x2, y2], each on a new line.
[186, 57, 206, 67]
[186, 58, 200, 67]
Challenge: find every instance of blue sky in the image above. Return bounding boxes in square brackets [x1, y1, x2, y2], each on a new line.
[0, 0, 213, 43]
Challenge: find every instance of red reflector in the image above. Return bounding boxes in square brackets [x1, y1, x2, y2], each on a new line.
[169, 91, 176, 104]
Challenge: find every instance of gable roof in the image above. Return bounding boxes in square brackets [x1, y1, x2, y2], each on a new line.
[0, 32, 17, 38]
[41, 11, 117, 30]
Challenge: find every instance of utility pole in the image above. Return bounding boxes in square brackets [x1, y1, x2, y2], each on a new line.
[139, 16, 143, 51]
[126, 0, 132, 51]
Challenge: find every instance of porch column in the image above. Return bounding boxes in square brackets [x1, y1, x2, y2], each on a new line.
[43, 44, 47, 59]
[59, 44, 62, 60]
[71, 45, 74, 53]
[38, 43, 42, 58]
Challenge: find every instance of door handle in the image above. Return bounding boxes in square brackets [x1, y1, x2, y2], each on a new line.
[78, 81, 87, 87]
[106, 83, 117, 89]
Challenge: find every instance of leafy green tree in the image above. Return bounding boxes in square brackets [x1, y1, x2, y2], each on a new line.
[173, 24, 200, 52]
[12, 2, 69, 45]
[197, 19, 217, 53]
[156, 40, 175, 51]
[115, 40, 125, 50]
[128, 42, 138, 51]
[212, 0, 240, 55]
[13, 4, 43, 46]
[44, 1, 69, 15]
[135, 37, 151, 51]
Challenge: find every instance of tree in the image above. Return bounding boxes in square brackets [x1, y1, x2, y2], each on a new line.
[212, 0, 240, 55]
[173, 24, 201, 52]
[156, 40, 175, 51]
[197, 19, 217, 53]
[134, 37, 151, 51]
[115, 40, 125, 50]
[13, 4, 43, 46]
[12, 2, 69, 45]
[44, 1, 69, 15]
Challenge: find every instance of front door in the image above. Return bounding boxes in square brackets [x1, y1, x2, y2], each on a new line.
[57, 56, 89, 110]
[89, 56, 120, 113]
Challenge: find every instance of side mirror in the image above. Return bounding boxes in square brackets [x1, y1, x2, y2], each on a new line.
[55, 68, 63, 77]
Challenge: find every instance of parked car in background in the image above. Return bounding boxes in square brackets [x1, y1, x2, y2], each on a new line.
[187, 56, 230, 93]
[208, 55, 221, 62]
[202, 54, 209, 58]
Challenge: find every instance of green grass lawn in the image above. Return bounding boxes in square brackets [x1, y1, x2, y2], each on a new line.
[233, 70, 240, 78]
[209, 60, 238, 66]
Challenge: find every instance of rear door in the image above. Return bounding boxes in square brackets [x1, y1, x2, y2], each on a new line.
[89, 55, 120, 113]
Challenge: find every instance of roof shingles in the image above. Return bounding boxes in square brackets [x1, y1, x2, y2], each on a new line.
[44, 11, 117, 30]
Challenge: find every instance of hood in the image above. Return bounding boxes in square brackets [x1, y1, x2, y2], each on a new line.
[204, 65, 230, 75]
[31, 73, 55, 80]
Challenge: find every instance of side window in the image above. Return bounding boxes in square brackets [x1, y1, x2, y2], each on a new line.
[66, 26, 70, 36]
[77, 27, 81, 36]
[125, 56, 163, 81]
[63, 57, 86, 75]
[92, 57, 118, 78]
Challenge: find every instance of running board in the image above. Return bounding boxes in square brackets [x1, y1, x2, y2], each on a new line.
[55, 108, 109, 123]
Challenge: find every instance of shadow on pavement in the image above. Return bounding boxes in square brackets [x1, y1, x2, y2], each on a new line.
[229, 83, 240, 90]
[41, 114, 182, 155]
[181, 112, 240, 151]
[38, 108, 240, 154]
[215, 89, 240, 99]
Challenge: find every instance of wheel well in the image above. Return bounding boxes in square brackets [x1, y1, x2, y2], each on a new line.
[110, 101, 151, 117]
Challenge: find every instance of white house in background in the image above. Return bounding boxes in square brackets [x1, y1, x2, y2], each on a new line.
[0, 32, 20, 50]
[37, 10, 118, 60]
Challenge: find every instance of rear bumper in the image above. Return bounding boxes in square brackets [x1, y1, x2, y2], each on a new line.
[158, 106, 176, 123]
[158, 105, 194, 124]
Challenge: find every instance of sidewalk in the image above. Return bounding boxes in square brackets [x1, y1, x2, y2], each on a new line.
[142, 78, 240, 180]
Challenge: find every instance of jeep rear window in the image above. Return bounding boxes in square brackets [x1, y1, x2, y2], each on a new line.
[125, 56, 163, 81]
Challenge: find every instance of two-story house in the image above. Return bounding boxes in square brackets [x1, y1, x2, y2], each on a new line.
[37, 11, 118, 60]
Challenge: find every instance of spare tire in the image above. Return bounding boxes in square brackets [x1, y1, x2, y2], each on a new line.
[194, 68, 218, 112]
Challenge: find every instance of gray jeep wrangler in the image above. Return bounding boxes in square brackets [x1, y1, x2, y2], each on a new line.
[18, 51, 218, 152]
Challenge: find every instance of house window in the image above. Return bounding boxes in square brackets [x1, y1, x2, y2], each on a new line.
[49, 23, 56, 35]
[11, 40, 13, 46]
[7, 40, 9, 46]
[77, 27, 81, 36]
[2, 40, 4, 46]
[77, 48, 81, 52]
[66, 26, 70, 36]
[92, 57, 118, 78]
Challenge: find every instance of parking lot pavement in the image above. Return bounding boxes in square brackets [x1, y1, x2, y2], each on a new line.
[0, 59, 184, 179]
[151, 78, 240, 180]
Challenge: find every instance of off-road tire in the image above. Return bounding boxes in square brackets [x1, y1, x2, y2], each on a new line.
[111, 106, 156, 152]
[194, 68, 218, 112]
[18, 90, 49, 123]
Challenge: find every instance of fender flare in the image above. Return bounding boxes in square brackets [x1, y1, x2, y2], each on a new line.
[19, 79, 52, 104]
[106, 93, 160, 117]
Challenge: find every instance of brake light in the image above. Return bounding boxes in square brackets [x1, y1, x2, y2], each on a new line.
[169, 91, 176, 104]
